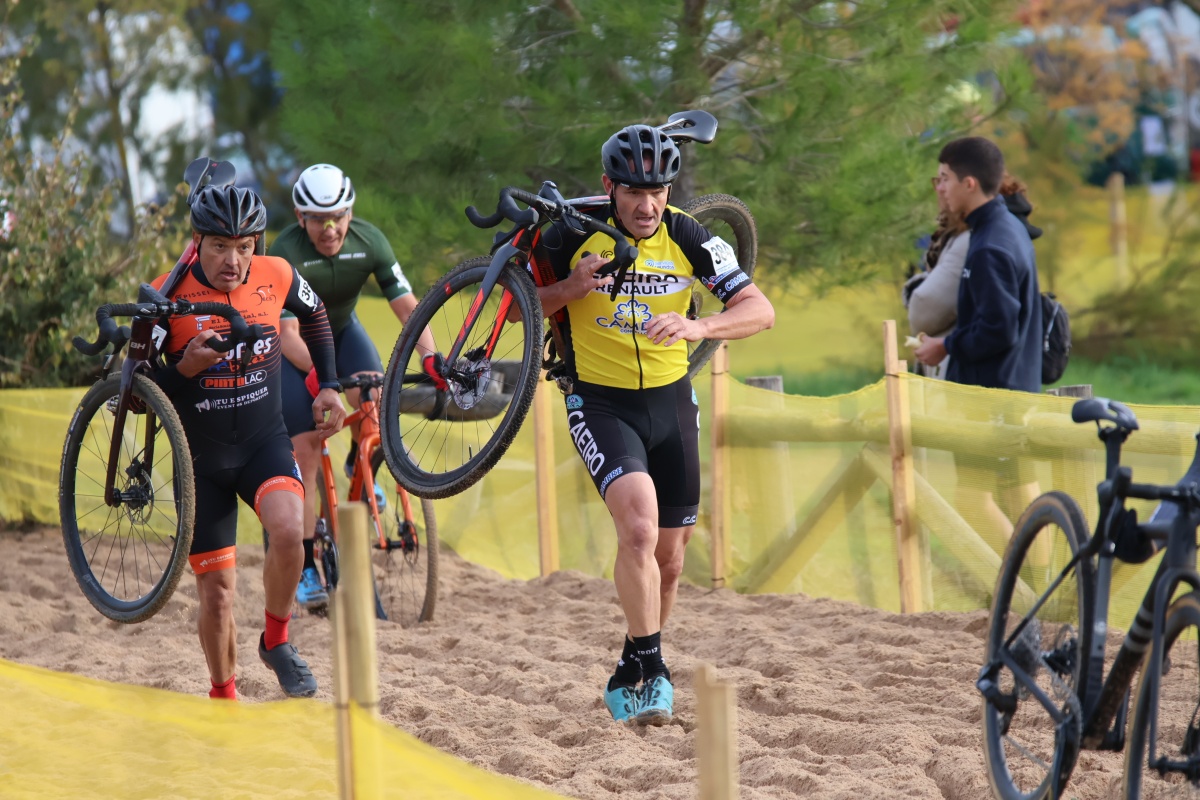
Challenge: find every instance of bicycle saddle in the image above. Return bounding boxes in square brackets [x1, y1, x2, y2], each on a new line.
[659, 110, 718, 145]
[1071, 397, 1139, 431]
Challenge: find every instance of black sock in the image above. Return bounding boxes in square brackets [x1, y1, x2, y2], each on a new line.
[610, 635, 642, 688]
[632, 632, 670, 683]
[343, 440, 358, 474]
[303, 538, 316, 571]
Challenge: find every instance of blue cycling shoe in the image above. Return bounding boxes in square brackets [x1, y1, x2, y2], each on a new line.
[373, 482, 387, 509]
[634, 675, 674, 726]
[603, 678, 639, 724]
[295, 566, 329, 609]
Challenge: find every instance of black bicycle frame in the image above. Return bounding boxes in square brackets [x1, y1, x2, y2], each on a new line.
[75, 282, 263, 510]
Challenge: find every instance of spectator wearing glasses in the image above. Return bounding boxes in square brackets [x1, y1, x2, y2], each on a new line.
[268, 163, 434, 610]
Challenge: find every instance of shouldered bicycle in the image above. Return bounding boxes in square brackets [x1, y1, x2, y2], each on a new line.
[979, 396, 1200, 799]
[378, 109, 758, 499]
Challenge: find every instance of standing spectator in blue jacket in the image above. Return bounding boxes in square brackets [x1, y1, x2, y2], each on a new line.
[914, 137, 1041, 390]
[914, 137, 1042, 548]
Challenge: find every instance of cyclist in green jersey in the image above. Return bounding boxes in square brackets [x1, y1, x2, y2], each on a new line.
[269, 163, 433, 609]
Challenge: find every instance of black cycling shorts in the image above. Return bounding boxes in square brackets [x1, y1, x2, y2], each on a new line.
[281, 312, 384, 437]
[189, 431, 304, 573]
[564, 377, 700, 528]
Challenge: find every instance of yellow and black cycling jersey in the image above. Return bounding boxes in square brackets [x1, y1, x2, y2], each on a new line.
[535, 203, 753, 390]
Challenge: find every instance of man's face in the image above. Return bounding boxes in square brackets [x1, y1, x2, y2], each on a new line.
[297, 207, 352, 257]
[603, 175, 669, 240]
[194, 233, 257, 292]
[935, 163, 974, 218]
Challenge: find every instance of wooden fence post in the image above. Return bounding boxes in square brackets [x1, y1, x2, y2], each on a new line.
[534, 373, 560, 576]
[710, 342, 731, 590]
[1108, 171, 1129, 288]
[883, 321, 927, 613]
[331, 501, 381, 800]
[695, 662, 738, 800]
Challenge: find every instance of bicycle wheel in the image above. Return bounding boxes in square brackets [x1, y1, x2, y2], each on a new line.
[982, 491, 1094, 800]
[59, 373, 195, 623]
[368, 448, 437, 627]
[380, 255, 542, 498]
[678, 194, 758, 381]
[1123, 591, 1200, 799]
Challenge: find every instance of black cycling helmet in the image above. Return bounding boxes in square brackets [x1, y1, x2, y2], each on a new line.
[601, 124, 681, 187]
[190, 185, 268, 238]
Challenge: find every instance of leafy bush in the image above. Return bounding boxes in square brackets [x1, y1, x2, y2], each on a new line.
[0, 34, 186, 388]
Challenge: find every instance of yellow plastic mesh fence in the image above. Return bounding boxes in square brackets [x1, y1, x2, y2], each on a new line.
[4, 369, 1197, 795]
[0, 658, 568, 799]
[5, 373, 1196, 624]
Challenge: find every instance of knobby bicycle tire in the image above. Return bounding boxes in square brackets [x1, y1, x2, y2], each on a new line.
[369, 448, 438, 626]
[982, 491, 1094, 800]
[679, 194, 758, 381]
[59, 372, 195, 623]
[1122, 590, 1200, 799]
[315, 477, 339, 593]
[380, 256, 542, 499]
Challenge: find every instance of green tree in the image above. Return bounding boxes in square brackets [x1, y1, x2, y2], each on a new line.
[8, 0, 202, 234]
[272, 0, 1024, 290]
[0, 24, 187, 388]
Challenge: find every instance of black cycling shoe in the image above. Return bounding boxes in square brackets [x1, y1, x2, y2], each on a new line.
[258, 633, 318, 698]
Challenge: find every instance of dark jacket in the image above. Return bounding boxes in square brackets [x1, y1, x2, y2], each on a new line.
[945, 195, 1042, 392]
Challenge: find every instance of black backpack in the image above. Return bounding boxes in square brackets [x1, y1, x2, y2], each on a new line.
[1041, 292, 1071, 385]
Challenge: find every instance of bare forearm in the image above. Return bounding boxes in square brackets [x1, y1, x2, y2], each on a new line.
[695, 293, 774, 341]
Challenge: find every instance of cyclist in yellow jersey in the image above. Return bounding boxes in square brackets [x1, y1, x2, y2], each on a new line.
[533, 123, 774, 725]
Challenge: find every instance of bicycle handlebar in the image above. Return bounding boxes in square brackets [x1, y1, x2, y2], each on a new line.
[465, 186, 639, 275]
[73, 286, 264, 357]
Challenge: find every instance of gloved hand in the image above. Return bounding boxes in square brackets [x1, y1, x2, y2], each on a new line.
[304, 367, 320, 398]
[422, 353, 449, 391]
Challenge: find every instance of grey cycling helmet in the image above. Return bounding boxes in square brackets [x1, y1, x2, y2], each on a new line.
[601, 124, 681, 187]
[292, 163, 355, 213]
[190, 185, 267, 238]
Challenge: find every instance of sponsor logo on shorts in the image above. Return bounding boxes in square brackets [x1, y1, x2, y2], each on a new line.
[567, 410, 605, 475]
[198, 552, 235, 569]
[599, 466, 623, 495]
[566, 394, 583, 410]
[682, 514, 698, 526]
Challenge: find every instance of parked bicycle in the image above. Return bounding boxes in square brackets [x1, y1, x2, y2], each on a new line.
[379, 109, 757, 498]
[270, 373, 437, 627]
[59, 283, 263, 623]
[979, 396, 1200, 799]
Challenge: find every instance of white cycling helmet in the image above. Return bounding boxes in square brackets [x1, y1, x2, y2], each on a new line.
[292, 163, 355, 213]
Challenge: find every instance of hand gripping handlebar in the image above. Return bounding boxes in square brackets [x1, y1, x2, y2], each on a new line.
[73, 283, 265, 356]
[465, 185, 639, 300]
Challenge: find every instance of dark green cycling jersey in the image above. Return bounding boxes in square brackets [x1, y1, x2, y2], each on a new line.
[268, 218, 412, 334]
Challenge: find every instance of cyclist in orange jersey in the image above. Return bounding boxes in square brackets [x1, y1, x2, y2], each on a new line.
[151, 184, 346, 699]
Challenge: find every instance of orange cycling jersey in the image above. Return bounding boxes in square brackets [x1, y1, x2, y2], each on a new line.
[151, 256, 336, 463]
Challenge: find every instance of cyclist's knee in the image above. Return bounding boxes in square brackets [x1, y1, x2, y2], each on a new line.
[196, 570, 236, 616]
[258, 489, 304, 545]
[616, 516, 659, 558]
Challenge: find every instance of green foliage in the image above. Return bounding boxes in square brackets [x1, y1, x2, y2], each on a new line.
[0, 32, 188, 388]
[272, 0, 1024, 291]
[1075, 193, 1200, 374]
[8, 0, 201, 233]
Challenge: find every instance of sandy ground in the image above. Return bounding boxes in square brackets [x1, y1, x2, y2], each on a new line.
[0, 526, 1137, 800]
